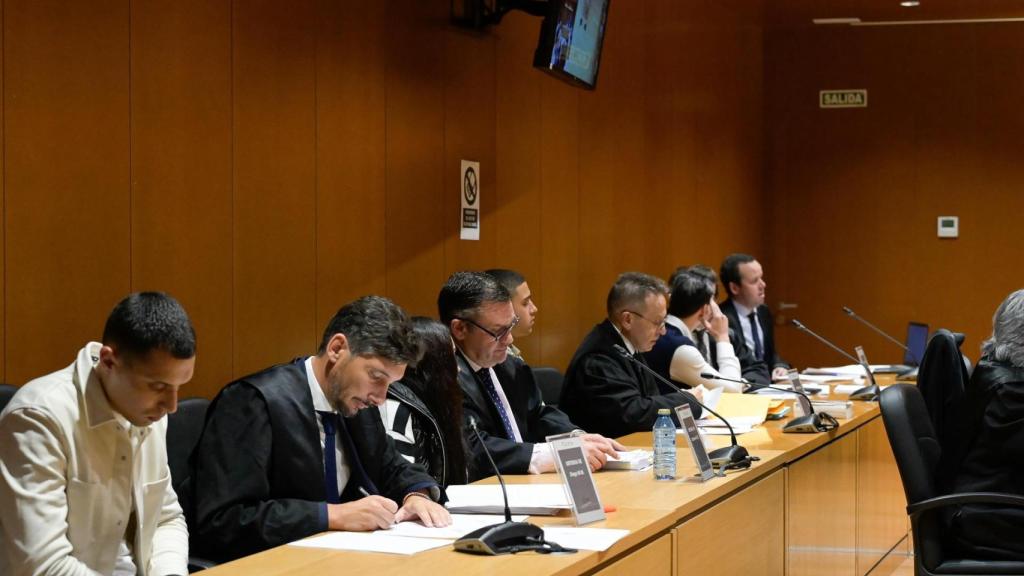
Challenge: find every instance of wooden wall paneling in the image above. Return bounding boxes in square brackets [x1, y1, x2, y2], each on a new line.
[384, 0, 446, 318]
[493, 12, 543, 361]
[4, 0, 130, 384]
[131, 0, 233, 399]
[232, 0, 317, 377]
[315, 0, 387, 325]
[765, 23, 1024, 369]
[537, 79, 579, 370]
[787, 433, 857, 576]
[856, 418, 908, 576]
[578, 0, 648, 301]
[442, 27, 496, 276]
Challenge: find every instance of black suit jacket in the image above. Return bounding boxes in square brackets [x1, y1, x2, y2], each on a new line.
[457, 352, 576, 479]
[191, 359, 438, 562]
[708, 328, 771, 386]
[560, 319, 703, 438]
[720, 299, 789, 371]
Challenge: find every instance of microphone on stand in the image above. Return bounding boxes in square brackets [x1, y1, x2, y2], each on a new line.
[700, 372, 839, 434]
[612, 345, 757, 470]
[790, 319, 859, 363]
[842, 306, 909, 353]
[454, 417, 570, 555]
[789, 319, 878, 401]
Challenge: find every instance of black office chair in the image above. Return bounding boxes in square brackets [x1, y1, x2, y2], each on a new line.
[166, 397, 216, 573]
[880, 384, 1024, 575]
[532, 367, 564, 408]
[0, 384, 17, 413]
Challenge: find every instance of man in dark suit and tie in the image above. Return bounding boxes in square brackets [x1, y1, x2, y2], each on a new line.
[440, 271, 622, 480]
[719, 253, 790, 381]
[560, 272, 704, 439]
[191, 296, 450, 563]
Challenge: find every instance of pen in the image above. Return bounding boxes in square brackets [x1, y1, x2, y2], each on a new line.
[358, 486, 372, 498]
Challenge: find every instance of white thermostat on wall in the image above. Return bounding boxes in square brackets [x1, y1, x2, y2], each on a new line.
[937, 216, 958, 239]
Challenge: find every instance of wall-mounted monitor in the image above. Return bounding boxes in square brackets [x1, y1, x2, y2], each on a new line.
[533, 0, 610, 89]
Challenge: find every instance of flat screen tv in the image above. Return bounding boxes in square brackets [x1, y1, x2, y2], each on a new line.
[532, 0, 610, 89]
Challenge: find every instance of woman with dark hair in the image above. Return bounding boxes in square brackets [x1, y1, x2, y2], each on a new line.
[378, 317, 470, 486]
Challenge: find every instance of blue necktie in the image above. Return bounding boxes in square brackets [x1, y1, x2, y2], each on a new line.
[318, 411, 341, 504]
[749, 311, 764, 361]
[476, 368, 517, 441]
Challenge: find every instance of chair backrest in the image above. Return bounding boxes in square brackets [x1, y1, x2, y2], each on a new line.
[0, 384, 17, 414]
[916, 329, 969, 459]
[879, 384, 948, 568]
[166, 397, 210, 521]
[532, 367, 564, 408]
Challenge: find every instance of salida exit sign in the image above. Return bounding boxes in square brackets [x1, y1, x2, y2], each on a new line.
[819, 89, 867, 108]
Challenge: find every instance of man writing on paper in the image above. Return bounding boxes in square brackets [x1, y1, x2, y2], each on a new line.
[440, 271, 622, 480]
[192, 296, 450, 563]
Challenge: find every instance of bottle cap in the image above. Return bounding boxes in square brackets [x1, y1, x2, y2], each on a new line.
[657, 408, 671, 415]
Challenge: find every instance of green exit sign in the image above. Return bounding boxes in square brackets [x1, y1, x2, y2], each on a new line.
[820, 89, 867, 108]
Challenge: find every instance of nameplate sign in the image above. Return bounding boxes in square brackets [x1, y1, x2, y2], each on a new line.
[548, 433, 605, 525]
[674, 405, 715, 482]
[819, 89, 867, 108]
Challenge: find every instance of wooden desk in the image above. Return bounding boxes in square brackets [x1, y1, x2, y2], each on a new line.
[201, 391, 906, 576]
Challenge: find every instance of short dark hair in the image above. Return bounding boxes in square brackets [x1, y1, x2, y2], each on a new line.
[437, 271, 510, 326]
[668, 272, 715, 319]
[484, 269, 526, 296]
[607, 272, 669, 317]
[318, 295, 421, 365]
[102, 292, 196, 360]
[720, 253, 756, 294]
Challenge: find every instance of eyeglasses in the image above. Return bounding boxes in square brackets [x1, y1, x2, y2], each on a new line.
[457, 315, 520, 343]
[623, 309, 667, 330]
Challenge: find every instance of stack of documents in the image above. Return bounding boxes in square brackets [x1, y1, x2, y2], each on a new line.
[604, 449, 652, 470]
[445, 484, 571, 515]
[694, 392, 770, 435]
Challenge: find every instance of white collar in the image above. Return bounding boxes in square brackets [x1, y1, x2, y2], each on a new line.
[733, 300, 755, 318]
[304, 356, 334, 413]
[665, 314, 693, 340]
[611, 323, 637, 355]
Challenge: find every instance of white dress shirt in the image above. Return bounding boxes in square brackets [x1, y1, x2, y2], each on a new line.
[666, 315, 744, 393]
[304, 357, 352, 498]
[733, 300, 763, 359]
[0, 342, 188, 576]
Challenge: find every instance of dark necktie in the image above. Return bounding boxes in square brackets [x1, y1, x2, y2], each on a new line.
[475, 368, 517, 441]
[749, 311, 764, 361]
[317, 410, 341, 504]
[693, 328, 709, 361]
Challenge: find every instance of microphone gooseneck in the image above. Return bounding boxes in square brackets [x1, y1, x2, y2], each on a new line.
[469, 416, 512, 524]
[790, 319, 859, 363]
[841, 305, 911, 352]
[612, 344, 754, 468]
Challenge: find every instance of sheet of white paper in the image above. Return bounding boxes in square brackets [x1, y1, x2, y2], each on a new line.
[541, 527, 630, 551]
[695, 384, 723, 411]
[833, 380, 868, 395]
[804, 364, 870, 376]
[445, 484, 571, 514]
[384, 514, 527, 540]
[697, 415, 763, 428]
[687, 424, 754, 436]
[289, 532, 451, 555]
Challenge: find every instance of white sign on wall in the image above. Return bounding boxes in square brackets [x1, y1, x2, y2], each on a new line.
[460, 160, 480, 241]
[819, 89, 867, 108]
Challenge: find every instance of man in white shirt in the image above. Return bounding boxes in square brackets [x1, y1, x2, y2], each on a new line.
[0, 292, 195, 576]
[646, 271, 745, 392]
[440, 271, 622, 480]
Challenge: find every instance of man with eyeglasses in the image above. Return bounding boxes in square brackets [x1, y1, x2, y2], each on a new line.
[440, 271, 623, 480]
[560, 272, 704, 438]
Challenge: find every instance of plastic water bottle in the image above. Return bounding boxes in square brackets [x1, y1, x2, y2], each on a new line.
[653, 408, 676, 480]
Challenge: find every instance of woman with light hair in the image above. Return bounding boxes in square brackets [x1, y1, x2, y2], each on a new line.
[951, 288, 1024, 560]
